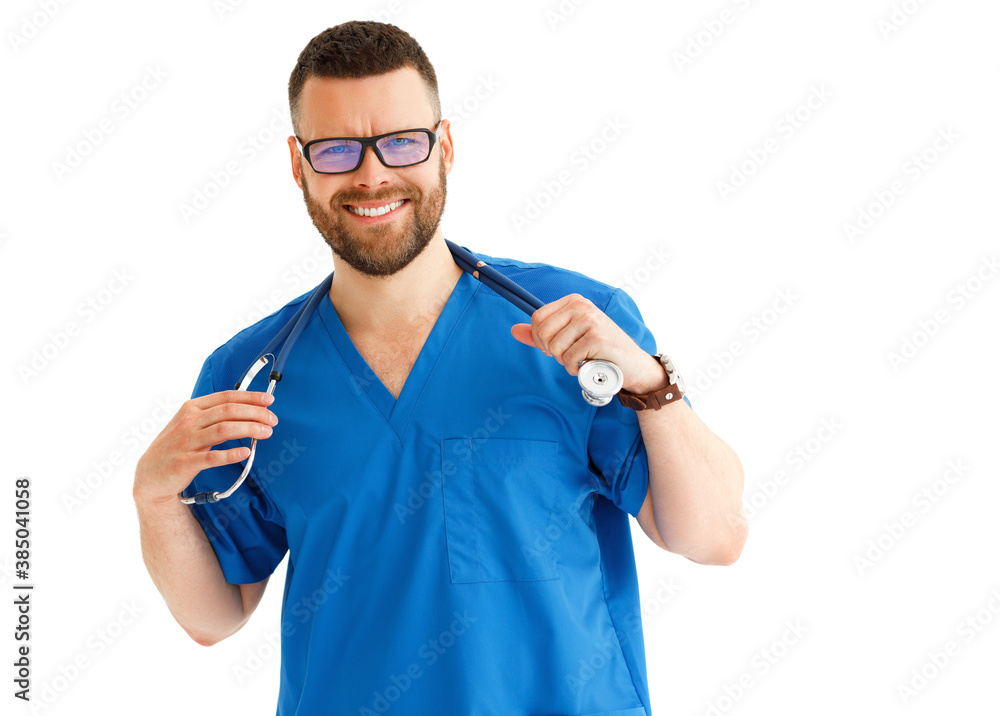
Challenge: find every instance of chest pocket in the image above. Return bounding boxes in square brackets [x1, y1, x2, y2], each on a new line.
[441, 438, 561, 583]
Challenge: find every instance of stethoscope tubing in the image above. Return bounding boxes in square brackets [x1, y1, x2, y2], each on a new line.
[238, 241, 542, 389]
[445, 239, 544, 316]
[271, 273, 334, 379]
[182, 241, 621, 505]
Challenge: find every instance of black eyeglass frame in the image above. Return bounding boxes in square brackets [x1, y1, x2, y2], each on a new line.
[295, 120, 443, 175]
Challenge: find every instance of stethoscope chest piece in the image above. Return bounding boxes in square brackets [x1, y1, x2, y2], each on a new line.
[577, 359, 624, 407]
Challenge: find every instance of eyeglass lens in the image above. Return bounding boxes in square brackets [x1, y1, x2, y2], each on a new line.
[308, 132, 432, 173]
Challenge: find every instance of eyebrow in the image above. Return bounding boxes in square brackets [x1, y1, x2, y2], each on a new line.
[309, 122, 437, 139]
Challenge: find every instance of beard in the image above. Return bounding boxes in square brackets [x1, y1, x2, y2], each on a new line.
[301, 156, 448, 278]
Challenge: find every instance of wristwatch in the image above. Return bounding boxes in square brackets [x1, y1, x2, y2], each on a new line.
[616, 353, 686, 411]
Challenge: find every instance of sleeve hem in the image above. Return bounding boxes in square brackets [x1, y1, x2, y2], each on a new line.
[618, 435, 650, 518]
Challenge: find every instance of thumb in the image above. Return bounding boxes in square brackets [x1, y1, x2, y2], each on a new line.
[510, 323, 550, 355]
[510, 323, 537, 348]
[510, 323, 533, 346]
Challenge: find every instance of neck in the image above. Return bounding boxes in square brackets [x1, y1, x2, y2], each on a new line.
[327, 231, 464, 338]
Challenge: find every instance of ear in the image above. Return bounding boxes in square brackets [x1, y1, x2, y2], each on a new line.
[439, 119, 455, 175]
[288, 136, 303, 190]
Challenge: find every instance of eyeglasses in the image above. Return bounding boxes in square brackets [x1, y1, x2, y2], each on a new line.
[295, 120, 443, 175]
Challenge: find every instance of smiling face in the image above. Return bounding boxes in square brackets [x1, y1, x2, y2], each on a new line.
[289, 67, 453, 278]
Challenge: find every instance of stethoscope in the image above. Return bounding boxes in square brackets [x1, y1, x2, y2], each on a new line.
[181, 240, 624, 505]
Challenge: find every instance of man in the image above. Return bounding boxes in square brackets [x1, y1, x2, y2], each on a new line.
[133, 21, 747, 716]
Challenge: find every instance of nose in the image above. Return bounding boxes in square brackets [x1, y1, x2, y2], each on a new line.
[352, 144, 392, 189]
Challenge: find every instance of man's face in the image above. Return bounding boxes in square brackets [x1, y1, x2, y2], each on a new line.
[290, 68, 452, 278]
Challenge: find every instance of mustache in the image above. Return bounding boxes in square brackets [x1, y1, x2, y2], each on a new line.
[333, 189, 416, 207]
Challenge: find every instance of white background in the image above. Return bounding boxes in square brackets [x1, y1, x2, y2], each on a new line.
[2, 0, 999, 714]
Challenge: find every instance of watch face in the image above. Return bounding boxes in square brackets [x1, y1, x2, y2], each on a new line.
[660, 354, 686, 394]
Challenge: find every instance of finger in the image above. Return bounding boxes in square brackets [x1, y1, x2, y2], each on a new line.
[193, 389, 274, 410]
[534, 304, 577, 356]
[195, 402, 278, 431]
[190, 445, 253, 472]
[163, 390, 273, 434]
[529, 293, 577, 325]
[188, 419, 274, 452]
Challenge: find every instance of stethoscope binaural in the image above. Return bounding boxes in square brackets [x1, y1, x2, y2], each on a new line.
[181, 240, 624, 505]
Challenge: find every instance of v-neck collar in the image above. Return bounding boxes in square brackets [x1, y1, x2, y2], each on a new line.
[317, 268, 479, 441]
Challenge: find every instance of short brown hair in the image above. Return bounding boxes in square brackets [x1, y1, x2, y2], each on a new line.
[288, 21, 441, 137]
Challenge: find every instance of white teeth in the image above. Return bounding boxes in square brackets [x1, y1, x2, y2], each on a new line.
[347, 200, 405, 217]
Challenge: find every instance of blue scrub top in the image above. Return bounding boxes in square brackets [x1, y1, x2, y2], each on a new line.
[182, 247, 692, 716]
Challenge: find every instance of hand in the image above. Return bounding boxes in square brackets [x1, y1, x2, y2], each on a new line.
[133, 390, 278, 506]
[509, 293, 663, 393]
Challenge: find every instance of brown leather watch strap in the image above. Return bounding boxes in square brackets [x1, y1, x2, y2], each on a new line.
[616, 354, 685, 411]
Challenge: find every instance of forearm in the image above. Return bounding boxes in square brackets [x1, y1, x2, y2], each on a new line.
[134, 494, 246, 645]
[638, 401, 747, 564]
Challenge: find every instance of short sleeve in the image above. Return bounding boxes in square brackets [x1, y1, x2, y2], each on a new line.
[179, 356, 288, 585]
[586, 288, 693, 517]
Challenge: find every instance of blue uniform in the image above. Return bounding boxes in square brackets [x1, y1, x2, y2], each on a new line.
[182, 247, 692, 716]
